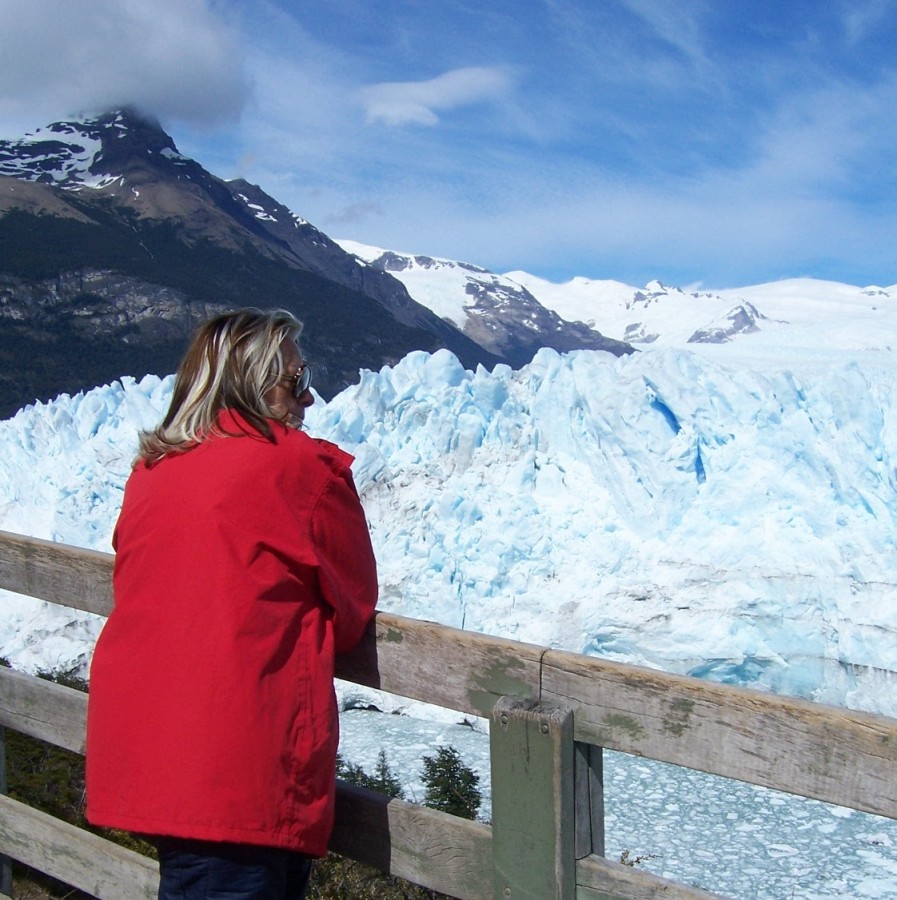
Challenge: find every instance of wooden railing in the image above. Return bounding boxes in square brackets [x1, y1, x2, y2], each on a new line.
[1, 528, 896, 899]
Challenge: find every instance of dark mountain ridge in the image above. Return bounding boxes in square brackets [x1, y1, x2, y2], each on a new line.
[0, 110, 503, 417]
[0, 109, 628, 418]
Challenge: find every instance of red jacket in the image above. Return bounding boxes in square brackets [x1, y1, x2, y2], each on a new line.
[85, 411, 378, 855]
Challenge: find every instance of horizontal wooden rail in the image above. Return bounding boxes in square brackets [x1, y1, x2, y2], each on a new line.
[575, 854, 722, 900]
[0, 666, 86, 754]
[0, 795, 157, 899]
[0, 529, 112, 615]
[337, 614, 544, 715]
[540, 648, 897, 819]
[3, 529, 897, 820]
[333, 781, 493, 899]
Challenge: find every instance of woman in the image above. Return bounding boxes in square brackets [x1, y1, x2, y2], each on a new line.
[86, 309, 378, 899]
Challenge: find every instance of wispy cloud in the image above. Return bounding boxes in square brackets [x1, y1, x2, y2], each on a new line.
[359, 67, 517, 127]
[840, 0, 893, 46]
[619, 0, 712, 71]
[321, 202, 385, 228]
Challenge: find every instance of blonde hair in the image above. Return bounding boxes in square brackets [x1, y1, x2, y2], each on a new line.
[138, 308, 303, 464]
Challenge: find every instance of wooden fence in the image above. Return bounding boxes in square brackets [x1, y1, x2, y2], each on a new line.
[1, 528, 896, 899]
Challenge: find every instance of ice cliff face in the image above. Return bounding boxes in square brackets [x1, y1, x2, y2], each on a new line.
[2, 344, 896, 717]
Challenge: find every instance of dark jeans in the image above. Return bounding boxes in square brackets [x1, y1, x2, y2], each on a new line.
[153, 836, 313, 900]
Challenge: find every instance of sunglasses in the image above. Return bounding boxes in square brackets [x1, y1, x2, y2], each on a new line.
[282, 365, 312, 398]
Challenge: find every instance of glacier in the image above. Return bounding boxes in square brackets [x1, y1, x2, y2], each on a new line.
[2, 340, 897, 898]
[3, 345, 896, 718]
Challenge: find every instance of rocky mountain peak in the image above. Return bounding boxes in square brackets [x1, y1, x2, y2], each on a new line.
[0, 107, 185, 190]
[82, 108, 182, 173]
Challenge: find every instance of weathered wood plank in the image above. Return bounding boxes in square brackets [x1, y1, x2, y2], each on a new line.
[576, 853, 727, 899]
[332, 780, 493, 900]
[0, 794, 157, 899]
[0, 529, 113, 616]
[541, 649, 897, 819]
[491, 698, 576, 900]
[337, 612, 544, 718]
[0, 666, 86, 754]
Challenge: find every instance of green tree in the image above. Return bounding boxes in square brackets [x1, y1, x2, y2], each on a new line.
[420, 746, 481, 820]
[336, 749, 403, 799]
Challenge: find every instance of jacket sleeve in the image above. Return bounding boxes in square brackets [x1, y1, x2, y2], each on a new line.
[311, 466, 379, 653]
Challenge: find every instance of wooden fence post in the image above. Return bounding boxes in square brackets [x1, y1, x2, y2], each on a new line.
[0, 726, 12, 896]
[574, 741, 605, 859]
[490, 696, 575, 900]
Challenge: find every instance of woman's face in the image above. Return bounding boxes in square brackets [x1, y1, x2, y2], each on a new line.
[266, 339, 314, 427]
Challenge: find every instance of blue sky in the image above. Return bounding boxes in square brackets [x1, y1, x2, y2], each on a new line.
[1, 0, 896, 289]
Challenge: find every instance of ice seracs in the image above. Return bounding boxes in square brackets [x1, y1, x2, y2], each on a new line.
[1, 340, 896, 722]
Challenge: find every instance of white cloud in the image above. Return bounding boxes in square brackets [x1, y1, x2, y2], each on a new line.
[0, 0, 248, 133]
[360, 66, 516, 127]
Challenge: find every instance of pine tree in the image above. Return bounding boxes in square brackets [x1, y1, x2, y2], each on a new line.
[420, 745, 481, 820]
[336, 749, 403, 799]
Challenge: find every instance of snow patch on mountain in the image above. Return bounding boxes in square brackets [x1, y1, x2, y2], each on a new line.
[0, 125, 106, 187]
[0, 111, 163, 190]
[337, 238, 513, 328]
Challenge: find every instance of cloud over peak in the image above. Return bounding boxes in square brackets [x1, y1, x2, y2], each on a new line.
[0, 0, 248, 132]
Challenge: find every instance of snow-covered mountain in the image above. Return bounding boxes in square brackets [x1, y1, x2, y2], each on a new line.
[507, 270, 897, 356]
[336, 235, 896, 363]
[336, 239, 630, 366]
